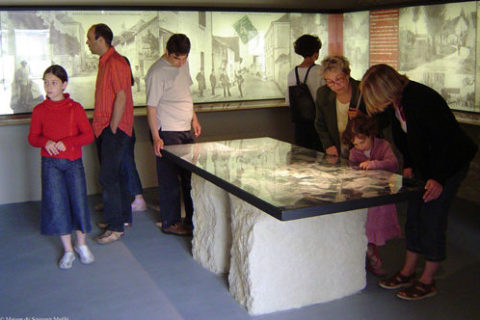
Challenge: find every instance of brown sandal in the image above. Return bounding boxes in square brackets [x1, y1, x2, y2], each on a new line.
[379, 271, 416, 289]
[396, 280, 437, 300]
[366, 245, 387, 277]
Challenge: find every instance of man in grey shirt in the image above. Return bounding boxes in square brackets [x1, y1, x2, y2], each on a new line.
[145, 34, 202, 236]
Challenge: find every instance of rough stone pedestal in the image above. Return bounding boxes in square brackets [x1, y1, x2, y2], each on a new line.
[191, 174, 232, 274]
[228, 194, 368, 315]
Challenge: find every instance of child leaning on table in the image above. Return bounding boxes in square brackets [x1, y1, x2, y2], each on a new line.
[342, 113, 401, 277]
[28, 65, 95, 269]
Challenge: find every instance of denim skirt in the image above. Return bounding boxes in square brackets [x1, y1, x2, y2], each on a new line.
[41, 157, 92, 236]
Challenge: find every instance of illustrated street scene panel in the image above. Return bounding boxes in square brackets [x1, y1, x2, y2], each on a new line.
[343, 11, 370, 80]
[0, 10, 327, 115]
[398, 2, 477, 112]
[0, 5, 479, 115]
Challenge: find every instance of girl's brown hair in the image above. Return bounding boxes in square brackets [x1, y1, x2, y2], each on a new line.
[43, 64, 68, 82]
[341, 113, 377, 147]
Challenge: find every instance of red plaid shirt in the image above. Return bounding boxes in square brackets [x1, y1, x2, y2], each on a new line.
[92, 46, 133, 137]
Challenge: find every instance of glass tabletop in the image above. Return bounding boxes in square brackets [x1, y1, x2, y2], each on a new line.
[163, 137, 422, 220]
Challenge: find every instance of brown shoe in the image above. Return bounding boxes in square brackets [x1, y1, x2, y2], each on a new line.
[183, 222, 193, 234]
[97, 221, 108, 229]
[96, 230, 124, 244]
[161, 223, 192, 236]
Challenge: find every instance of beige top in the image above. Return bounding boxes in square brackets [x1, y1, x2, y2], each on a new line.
[336, 98, 350, 157]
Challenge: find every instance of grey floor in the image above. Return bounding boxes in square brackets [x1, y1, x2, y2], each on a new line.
[1, 188, 479, 320]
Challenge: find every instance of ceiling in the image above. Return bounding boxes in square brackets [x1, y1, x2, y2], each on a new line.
[0, 0, 463, 13]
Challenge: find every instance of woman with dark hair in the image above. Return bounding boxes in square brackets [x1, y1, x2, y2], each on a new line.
[360, 64, 477, 300]
[286, 34, 324, 151]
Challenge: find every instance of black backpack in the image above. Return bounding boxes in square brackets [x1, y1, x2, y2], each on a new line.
[288, 65, 316, 123]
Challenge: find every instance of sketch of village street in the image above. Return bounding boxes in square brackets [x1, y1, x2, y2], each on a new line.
[399, 2, 477, 112]
[0, 10, 328, 114]
[0, 5, 479, 115]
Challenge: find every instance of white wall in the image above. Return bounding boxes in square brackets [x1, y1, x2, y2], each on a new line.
[0, 116, 158, 205]
[0, 107, 293, 205]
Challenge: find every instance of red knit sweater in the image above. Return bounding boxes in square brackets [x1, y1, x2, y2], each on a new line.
[28, 94, 94, 161]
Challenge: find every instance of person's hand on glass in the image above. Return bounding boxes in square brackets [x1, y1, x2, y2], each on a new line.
[359, 161, 371, 170]
[325, 155, 339, 165]
[325, 145, 339, 156]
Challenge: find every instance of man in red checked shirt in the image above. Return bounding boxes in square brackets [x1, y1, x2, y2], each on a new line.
[86, 23, 134, 244]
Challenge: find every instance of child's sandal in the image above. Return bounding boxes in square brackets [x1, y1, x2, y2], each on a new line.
[396, 280, 437, 301]
[366, 261, 388, 277]
[379, 271, 415, 289]
[366, 246, 387, 277]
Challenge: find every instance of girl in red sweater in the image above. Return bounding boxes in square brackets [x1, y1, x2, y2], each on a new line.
[28, 65, 95, 269]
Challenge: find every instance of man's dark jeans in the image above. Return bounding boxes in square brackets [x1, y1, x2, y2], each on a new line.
[124, 128, 143, 197]
[156, 130, 194, 228]
[96, 127, 131, 231]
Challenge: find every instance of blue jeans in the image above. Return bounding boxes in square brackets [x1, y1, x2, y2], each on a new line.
[156, 130, 194, 228]
[41, 157, 91, 236]
[405, 165, 469, 262]
[123, 128, 143, 197]
[96, 127, 131, 231]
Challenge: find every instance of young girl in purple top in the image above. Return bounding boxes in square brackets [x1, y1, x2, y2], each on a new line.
[342, 114, 401, 277]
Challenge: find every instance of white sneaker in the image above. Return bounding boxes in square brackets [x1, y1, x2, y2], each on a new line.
[74, 245, 95, 264]
[58, 251, 75, 269]
[131, 199, 147, 212]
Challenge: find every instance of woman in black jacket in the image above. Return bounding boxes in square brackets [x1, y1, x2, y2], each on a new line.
[360, 64, 477, 301]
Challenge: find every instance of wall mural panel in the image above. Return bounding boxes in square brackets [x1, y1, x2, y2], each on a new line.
[0, 3, 478, 116]
[0, 10, 327, 115]
[398, 2, 477, 113]
[343, 11, 369, 80]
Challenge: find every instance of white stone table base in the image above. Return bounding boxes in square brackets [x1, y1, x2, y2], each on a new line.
[228, 195, 368, 315]
[191, 175, 368, 315]
[191, 174, 232, 274]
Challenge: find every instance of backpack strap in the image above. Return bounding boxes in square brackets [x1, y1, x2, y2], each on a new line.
[294, 66, 301, 85]
[295, 65, 315, 85]
[303, 64, 315, 83]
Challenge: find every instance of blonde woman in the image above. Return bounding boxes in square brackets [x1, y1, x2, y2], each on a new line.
[360, 64, 477, 300]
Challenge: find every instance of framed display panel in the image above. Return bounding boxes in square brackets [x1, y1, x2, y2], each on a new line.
[0, 9, 329, 115]
[344, 2, 479, 114]
[0, 3, 479, 116]
[398, 1, 478, 113]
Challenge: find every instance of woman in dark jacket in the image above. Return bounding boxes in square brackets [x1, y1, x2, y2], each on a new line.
[360, 64, 477, 301]
[315, 56, 365, 158]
